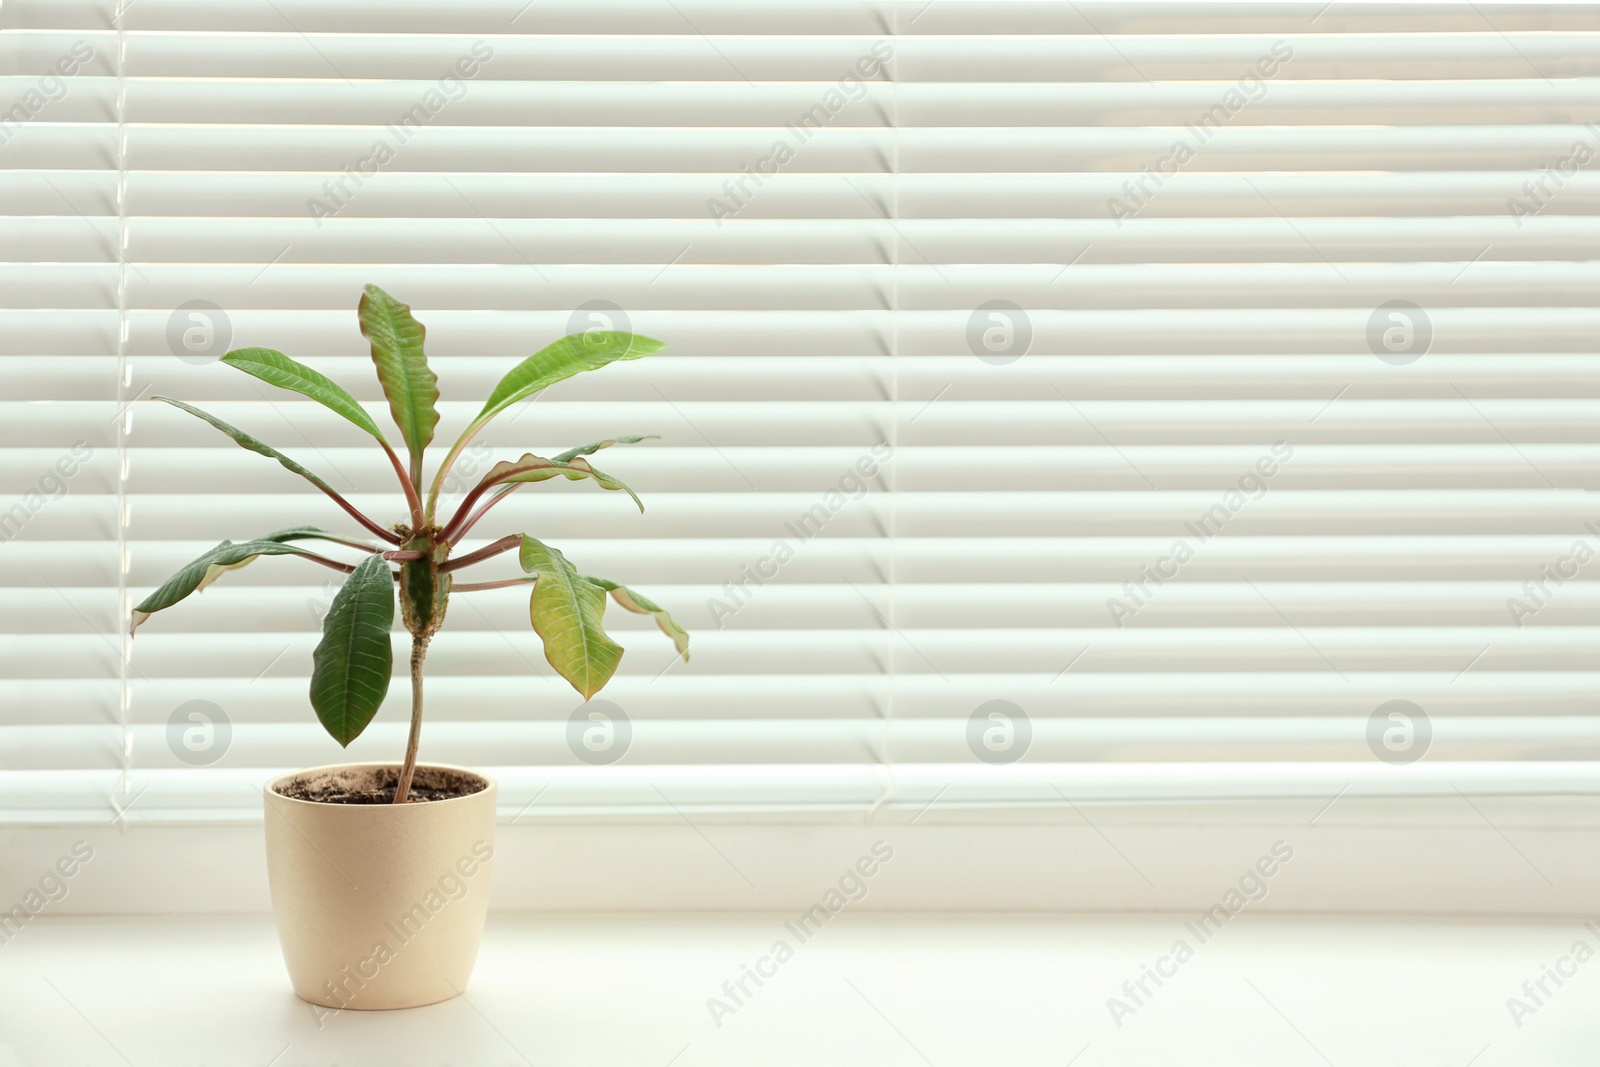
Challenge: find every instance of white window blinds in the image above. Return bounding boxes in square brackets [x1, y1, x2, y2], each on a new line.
[3, 1, 1597, 825]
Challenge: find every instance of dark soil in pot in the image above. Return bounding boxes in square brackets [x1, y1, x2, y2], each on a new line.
[273, 765, 489, 805]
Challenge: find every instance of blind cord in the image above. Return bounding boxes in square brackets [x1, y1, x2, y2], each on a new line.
[866, 4, 901, 823]
[113, 0, 133, 827]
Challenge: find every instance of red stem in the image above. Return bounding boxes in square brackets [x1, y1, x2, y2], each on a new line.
[382, 550, 427, 561]
[318, 484, 400, 544]
[381, 441, 426, 530]
[440, 534, 521, 573]
[442, 458, 576, 540]
[441, 480, 502, 541]
[296, 551, 358, 574]
[444, 484, 519, 543]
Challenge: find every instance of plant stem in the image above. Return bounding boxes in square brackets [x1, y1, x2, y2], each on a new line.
[393, 634, 429, 804]
[452, 576, 538, 592]
[294, 551, 359, 574]
[381, 440, 427, 530]
[441, 469, 524, 538]
[444, 483, 520, 542]
[439, 534, 521, 572]
[318, 484, 401, 544]
[425, 418, 488, 525]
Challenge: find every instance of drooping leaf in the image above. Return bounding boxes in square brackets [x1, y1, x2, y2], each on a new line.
[309, 553, 396, 747]
[158, 397, 392, 542]
[358, 284, 438, 476]
[155, 396, 345, 500]
[131, 538, 334, 633]
[553, 434, 658, 464]
[193, 524, 373, 595]
[187, 526, 379, 594]
[519, 536, 622, 699]
[584, 576, 689, 660]
[220, 347, 388, 443]
[476, 454, 643, 512]
[477, 333, 664, 427]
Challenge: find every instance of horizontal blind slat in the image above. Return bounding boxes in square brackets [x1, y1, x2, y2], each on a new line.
[5, 1, 1597, 822]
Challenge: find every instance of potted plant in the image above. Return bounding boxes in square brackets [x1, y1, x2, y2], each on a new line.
[131, 284, 689, 1010]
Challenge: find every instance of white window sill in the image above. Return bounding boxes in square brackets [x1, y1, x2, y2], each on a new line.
[7, 796, 1600, 916]
[0, 913, 1590, 1066]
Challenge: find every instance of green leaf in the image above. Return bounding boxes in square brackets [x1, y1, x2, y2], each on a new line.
[131, 538, 333, 633]
[477, 453, 643, 512]
[221, 347, 388, 443]
[519, 536, 622, 699]
[155, 396, 345, 500]
[584, 576, 690, 660]
[477, 332, 664, 426]
[553, 434, 658, 464]
[358, 284, 438, 475]
[427, 336, 663, 520]
[310, 553, 396, 747]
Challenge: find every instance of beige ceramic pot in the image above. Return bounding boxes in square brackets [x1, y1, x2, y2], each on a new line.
[263, 762, 497, 1011]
